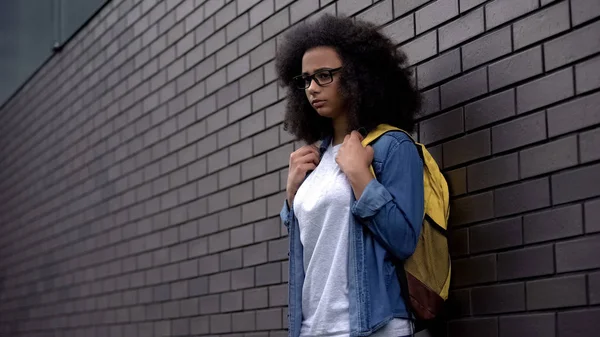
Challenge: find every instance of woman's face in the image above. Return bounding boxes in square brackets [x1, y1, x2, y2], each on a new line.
[300, 46, 345, 119]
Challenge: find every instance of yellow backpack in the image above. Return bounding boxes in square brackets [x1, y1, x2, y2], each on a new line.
[361, 124, 451, 321]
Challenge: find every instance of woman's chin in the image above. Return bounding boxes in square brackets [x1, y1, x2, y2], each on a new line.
[315, 107, 334, 118]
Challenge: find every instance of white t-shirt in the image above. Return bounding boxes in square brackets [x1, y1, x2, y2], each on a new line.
[294, 142, 412, 337]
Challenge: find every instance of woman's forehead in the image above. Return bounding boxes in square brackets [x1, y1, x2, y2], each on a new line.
[301, 46, 342, 73]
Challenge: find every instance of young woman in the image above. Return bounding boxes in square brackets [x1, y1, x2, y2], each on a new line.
[276, 14, 425, 337]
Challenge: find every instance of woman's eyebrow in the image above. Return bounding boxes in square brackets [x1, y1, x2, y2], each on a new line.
[301, 67, 334, 75]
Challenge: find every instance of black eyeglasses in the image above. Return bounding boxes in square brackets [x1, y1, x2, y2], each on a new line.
[292, 67, 343, 89]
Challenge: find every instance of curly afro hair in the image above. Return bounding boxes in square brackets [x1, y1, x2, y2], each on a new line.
[275, 14, 422, 144]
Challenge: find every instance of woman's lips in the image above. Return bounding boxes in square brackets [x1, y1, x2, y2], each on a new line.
[312, 100, 325, 108]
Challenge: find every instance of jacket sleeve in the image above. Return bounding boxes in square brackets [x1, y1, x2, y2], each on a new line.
[351, 138, 424, 261]
[280, 200, 294, 229]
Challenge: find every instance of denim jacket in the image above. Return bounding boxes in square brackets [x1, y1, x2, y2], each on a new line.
[280, 131, 425, 337]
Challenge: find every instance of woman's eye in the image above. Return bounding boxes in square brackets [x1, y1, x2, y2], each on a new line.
[317, 73, 330, 80]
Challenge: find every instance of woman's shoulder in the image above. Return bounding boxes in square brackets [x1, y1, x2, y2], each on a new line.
[371, 130, 421, 165]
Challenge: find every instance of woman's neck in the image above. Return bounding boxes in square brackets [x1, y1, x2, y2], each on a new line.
[332, 114, 349, 145]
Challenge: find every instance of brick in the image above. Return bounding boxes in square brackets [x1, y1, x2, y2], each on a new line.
[555, 235, 600, 272]
[242, 155, 267, 180]
[256, 308, 282, 330]
[195, 56, 216, 82]
[447, 289, 471, 318]
[527, 275, 587, 310]
[401, 31, 437, 66]
[394, 0, 428, 17]
[216, 43, 238, 70]
[463, 27, 511, 70]
[245, 287, 269, 309]
[239, 0, 262, 13]
[417, 87, 440, 119]
[465, 89, 515, 130]
[485, 0, 538, 29]
[470, 217, 522, 253]
[547, 92, 600, 137]
[211, 313, 232, 333]
[558, 308, 600, 337]
[228, 55, 251, 82]
[492, 111, 546, 154]
[229, 96, 252, 123]
[191, 316, 210, 334]
[232, 267, 255, 289]
[209, 231, 230, 253]
[382, 15, 414, 45]
[217, 82, 240, 108]
[524, 135, 579, 178]
[231, 224, 254, 248]
[218, 124, 241, 149]
[219, 203, 242, 230]
[188, 238, 208, 257]
[494, 178, 550, 216]
[467, 153, 518, 192]
[254, 126, 280, 154]
[219, 165, 241, 190]
[451, 254, 496, 287]
[239, 26, 263, 55]
[252, 83, 278, 111]
[590, 271, 600, 304]
[267, 143, 293, 171]
[230, 181, 253, 205]
[498, 244, 554, 280]
[446, 167, 466, 196]
[208, 148, 229, 173]
[207, 69, 227, 95]
[220, 248, 243, 271]
[209, 271, 231, 293]
[256, 262, 281, 286]
[221, 291, 243, 312]
[269, 284, 288, 306]
[205, 0, 226, 18]
[441, 67, 488, 109]
[571, 0, 600, 26]
[417, 49, 461, 89]
[552, 163, 600, 204]
[460, 0, 485, 12]
[242, 111, 266, 138]
[290, 0, 320, 23]
[448, 318, 498, 337]
[443, 129, 491, 168]
[544, 20, 600, 70]
[254, 217, 280, 241]
[471, 283, 525, 314]
[215, 2, 237, 30]
[576, 55, 600, 94]
[172, 318, 190, 335]
[251, 0, 275, 26]
[513, 1, 570, 50]
[357, 0, 393, 26]
[419, 107, 463, 144]
[232, 311, 256, 332]
[241, 68, 265, 97]
[488, 46, 543, 91]
[524, 204, 583, 244]
[269, 237, 289, 261]
[499, 313, 556, 337]
[439, 8, 484, 52]
[585, 199, 600, 233]
[262, 8, 289, 40]
[205, 29, 226, 56]
[449, 227, 469, 257]
[415, 0, 459, 34]
[336, 0, 372, 16]
[243, 198, 267, 223]
[198, 254, 220, 276]
[243, 242, 268, 266]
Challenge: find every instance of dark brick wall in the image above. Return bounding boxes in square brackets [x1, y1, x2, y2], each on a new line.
[0, 0, 598, 336]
